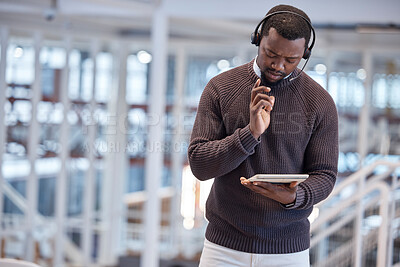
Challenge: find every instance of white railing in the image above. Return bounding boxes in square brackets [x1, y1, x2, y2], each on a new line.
[310, 160, 400, 267]
[4, 160, 400, 266]
[1, 180, 85, 264]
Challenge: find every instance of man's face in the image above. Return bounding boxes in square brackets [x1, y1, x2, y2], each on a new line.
[257, 27, 305, 84]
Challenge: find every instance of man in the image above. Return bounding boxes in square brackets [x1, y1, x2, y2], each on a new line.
[188, 4, 338, 267]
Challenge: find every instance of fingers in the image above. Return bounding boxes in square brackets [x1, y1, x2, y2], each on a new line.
[240, 177, 297, 204]
[252, 78, 261, 89]
[241, 177, 271, 190]
[243, 180, 294, 191]
[245, 183, 268, 195]
[251, 87, 271, 101]
[251, 181, 274, 189]
[240, 177, 250, 185]
[251, 79, 271, 102]
[251, 95, 275, 112]
[241, 177, 264, 190]
[240, 178, 297, 190]
[251, 79, 274, 112]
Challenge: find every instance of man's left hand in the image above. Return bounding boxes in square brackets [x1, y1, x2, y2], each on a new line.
[240, 177, 298, 205]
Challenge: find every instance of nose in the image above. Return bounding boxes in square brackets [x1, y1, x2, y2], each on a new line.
[271, 58, 285, 72]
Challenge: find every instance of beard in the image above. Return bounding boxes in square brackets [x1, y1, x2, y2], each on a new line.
[260, 68, 286, 86]
[260, 72, 271, 86]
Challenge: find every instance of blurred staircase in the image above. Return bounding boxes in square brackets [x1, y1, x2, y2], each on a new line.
[1, 180, 84, 266]
[310, 160, 400, 267]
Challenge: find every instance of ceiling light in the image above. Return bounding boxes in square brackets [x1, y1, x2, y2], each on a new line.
[14, 46, 24, 58]
[315, 64, 327, 75]
[357, 68, 367, 80]
[217, 59, 230, 70]
[137, 50, 152, 64]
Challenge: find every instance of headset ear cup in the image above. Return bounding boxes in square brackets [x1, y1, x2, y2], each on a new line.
[251, 32, 261, 46]
[303, 48, 311, 59]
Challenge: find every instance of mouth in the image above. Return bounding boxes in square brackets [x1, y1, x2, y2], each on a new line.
[265, 70, 284, 81]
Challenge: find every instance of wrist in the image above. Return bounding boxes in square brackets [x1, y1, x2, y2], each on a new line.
[249, 126, 261, 139]
[282, 194, 297, 208]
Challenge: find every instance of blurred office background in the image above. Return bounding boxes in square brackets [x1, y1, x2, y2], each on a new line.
[0, 0, 399, 266]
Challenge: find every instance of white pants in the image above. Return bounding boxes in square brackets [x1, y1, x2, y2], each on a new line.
[199, 239, 310, 267]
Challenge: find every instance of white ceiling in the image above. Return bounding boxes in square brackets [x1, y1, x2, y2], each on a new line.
[164, 0, 400, 24]
[0, 0, 399, 56]
[1, 0, 399, 31]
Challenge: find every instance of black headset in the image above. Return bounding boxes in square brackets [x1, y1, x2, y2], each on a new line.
[251, 10, 316, 60]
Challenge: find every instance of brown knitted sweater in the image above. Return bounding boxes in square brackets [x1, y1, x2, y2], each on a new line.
[188, 59, 338, 254]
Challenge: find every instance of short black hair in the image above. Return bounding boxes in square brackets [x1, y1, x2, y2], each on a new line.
[260, 5, 312, 48]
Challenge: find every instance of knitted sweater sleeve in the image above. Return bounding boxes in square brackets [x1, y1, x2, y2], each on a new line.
[291, 97, 339, 210]
[188, 80, 260, 181]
